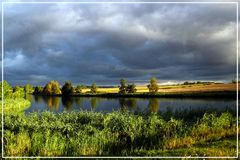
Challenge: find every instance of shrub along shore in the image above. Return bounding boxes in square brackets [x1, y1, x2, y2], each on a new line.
[1, 98, 31, 114]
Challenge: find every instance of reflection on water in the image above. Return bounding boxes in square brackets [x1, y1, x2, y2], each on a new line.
[62, 97, 73, 110]
[25, 94, 33, 102]
[24, 95, 236, 114]
[43, 96, 61, 111]
[75, 98, 82, 107]
[34, 96, 42, 103]
[148, 98, 159, 113]
[118, 98, 138, 112]
[91, 98, 98, 110]
[119, 98, 137, 109]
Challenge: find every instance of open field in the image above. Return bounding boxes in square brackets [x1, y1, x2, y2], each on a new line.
[81, 83, 237, 94]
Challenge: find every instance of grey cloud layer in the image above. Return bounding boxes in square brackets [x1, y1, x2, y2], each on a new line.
[3, 3, 237, 85]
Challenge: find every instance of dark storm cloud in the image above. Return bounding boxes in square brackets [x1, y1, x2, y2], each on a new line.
[3, 2, 237, 86]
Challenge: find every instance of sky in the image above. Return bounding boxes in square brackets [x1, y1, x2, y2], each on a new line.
[1, 1, 238, 86]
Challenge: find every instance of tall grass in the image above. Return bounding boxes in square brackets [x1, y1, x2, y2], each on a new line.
[3, 111, 237, 156]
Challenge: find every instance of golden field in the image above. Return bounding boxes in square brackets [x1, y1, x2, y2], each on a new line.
[81, 83, 237, 93]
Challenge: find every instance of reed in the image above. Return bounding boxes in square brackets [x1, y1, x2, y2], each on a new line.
[2, 111, 237, 156]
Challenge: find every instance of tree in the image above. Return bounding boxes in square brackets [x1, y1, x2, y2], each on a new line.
[12, 85, 24, 98]
[43, 83, 51, 95]
[43, 80, 61, 95]
[147, 77, 159, 93]
[126, 83, 137, 93]
[33, 86, 43, 94]
[119, 79, 127, 94]
[52, 81, 61, 94]
[24, 84, 33, 94]
[90, 82, 98, 94]
[75, 85, 83, 94]
[0, 80, 12, 99]
[62, 81, 74, 96]
[13, 86, 21, 93]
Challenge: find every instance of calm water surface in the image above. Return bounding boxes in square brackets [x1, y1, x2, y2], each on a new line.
[24, 95, 236, 114]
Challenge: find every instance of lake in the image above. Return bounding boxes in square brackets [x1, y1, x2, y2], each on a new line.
[24, 95, 236, 114]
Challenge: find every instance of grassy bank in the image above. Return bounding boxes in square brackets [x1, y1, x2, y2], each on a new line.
[1, 98, 31, 113]
[3, 111, 237, 156]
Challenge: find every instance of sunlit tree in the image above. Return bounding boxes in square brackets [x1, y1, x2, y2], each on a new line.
[126, 83, 137, 93]
[52, 82, 61, 94]
[147, 77, 159, 93]
[0, 80, 12, 99]
[119, 79, 127, 94]
[13, 86, 21, 93]
[75, 85, 83, 94]
[12, 85, 24, 98]
[24, 84, 33, 94]
[43, 80, 61, 95]
[33, 86, 43, 95]
[43, 83, 51, 95]
[90, 82, 98, 94]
